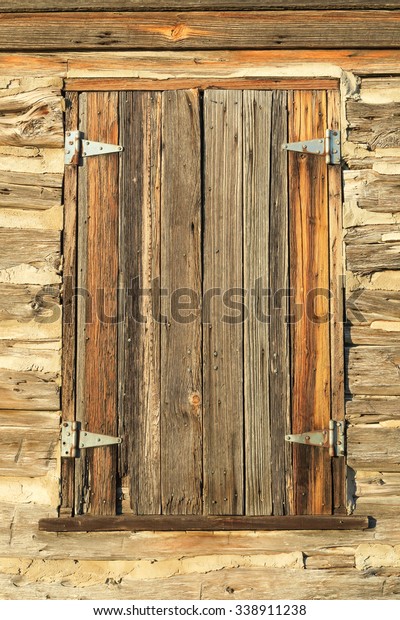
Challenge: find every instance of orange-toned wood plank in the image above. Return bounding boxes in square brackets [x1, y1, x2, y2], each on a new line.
[65, 78, 340, 91]
[288, 90, 331, 516]
[0, 12, 400, 51]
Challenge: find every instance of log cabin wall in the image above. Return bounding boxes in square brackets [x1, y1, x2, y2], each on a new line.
[0, 6, 400, 600]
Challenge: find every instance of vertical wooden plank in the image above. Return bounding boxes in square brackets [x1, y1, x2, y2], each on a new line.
[203, 90, 243, 516]
[327, 89, 346, 515]
[77, 92, 119, 516]
[243, 90, 272, 516]
[288, 90, 332, 515]
[61, 91, 78, 516]
[75, 92, 89, 515]
[119, 91, 162, 515]
[269, 90, 293, 516]
[160, 90, 202, 515]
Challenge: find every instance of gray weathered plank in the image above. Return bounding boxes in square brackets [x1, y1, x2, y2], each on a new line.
[346, 289, 400, 325]
[346, 326, 400, 345]
[0, 86, 63, 147]
[0, 12, 400, 51]
[203, 90, 243, 515]
[269, 90, 292, 516]
[345, 224, 400, 245]
[119, 91, 162, 515]
[348, 426, 400, 471]
[160, 90, 202, 515]
[0, 369, 59, 410]
[344, 170, 400, 213]
[243, 90, 272, 516]
[346, 397, 400, 424]
[346, 101, 400, 149]
[346, 346, 400, 395]
[346, 242, 400, 274]
[0, 229, 60, 272]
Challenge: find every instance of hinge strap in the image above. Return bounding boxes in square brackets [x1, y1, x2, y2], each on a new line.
[282, 129, 341, 165]
[61, 421, 122, 458]
[285, 420, 345, 457]
[65, 130, 123, 165]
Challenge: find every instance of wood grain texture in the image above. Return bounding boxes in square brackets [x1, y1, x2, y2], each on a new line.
[345, 326, 400, 346]
[347, 347, 400, 396]
[0, 369, 59, 410]
[38, 514, 369, 532]
[346, 289, 400, 326]
[66, 78, 339, 92]
[345, 224, 400, 246]
[78, 92, 119, 516]
[118, 91, 162, 515]
[346, 397, 400, 424]
[203, 90, 243, 516]
[0, 85, 63, 147]
[268, 90, 292, 516]
[344, 170, 400, 213]
[160, 90, 202, 515]
[0, 414, 57, 476]
[347, 101, 400, 149]
[289, 90, 331, 515]
[0, 12, 400, 50]
[61, 91, 78, 516]
[0, 283, 59, 323]
[0, 229, 60, 272]
[346, 243, 400, 274]
[348, 426, 400, 471]
[1, 1, 399, 10]
[0, 171, 62, 210]
[243, 90, 272, 516]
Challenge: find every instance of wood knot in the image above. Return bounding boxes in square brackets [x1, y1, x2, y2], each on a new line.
[189, 393, 201, 408]
[170, 24, 187, 41]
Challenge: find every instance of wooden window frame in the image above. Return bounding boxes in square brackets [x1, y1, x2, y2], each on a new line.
[40, 75, 369, 532]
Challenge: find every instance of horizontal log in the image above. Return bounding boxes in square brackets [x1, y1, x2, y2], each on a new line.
[0, 12, 400, 51]
[66, 77, 339, 91]
[0, 85, 63, 147]
[346, 289, 400, 325]
[0, 369, 59, 410]
[0, 172, 62, 210]
[39, 515, 370, 532]
[344, 170, 400, 213]
[346, 243, 400, 274]
[0, 409, 58, 427]
[345, 225, 400, 245]
[346, 325, 400, 345]
[346, 397, 400, 424]
[0, 229, 60, 271]
[346, 346, 400, 396]
[347, 101, 400, 149]
[0, 339, 60, 373]
[348, 426, 400, 471]
[0, 283, 59, 323]
[1, 2, 399, 11]
[0, 424, 57, 477]
[356, 472, 400, 498]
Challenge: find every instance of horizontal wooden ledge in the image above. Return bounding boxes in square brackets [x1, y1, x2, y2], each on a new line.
[39, 515, 371, 532]
[65, 77, 340, 91]
[1, 12, 400, 51]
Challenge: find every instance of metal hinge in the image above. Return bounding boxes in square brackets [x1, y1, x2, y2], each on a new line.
[285, 420, 345, 457]
[282, 129, 341, 165]
[65, 130, 124, 165]
[61, 421, 122, 458]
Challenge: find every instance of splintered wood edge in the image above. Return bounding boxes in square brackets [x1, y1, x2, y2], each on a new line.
[39, 515, 371, 532]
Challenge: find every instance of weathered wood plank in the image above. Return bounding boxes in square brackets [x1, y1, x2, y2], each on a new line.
[346, 397, 400, 424]
[346, 289, 400, 326]
[119, 91, 162, 515]
[243, 90, 272, 516]
[0, 172, 62, 210]
[289, 90, 331, 515]
[346, 242, 400, 274]
[346, 326, 400, 346]
[0, 369, 59, 410]
[345, 224, 400, 246]
[79, 92, 119, 516]
[203, 90, 243, 516]
[0, 229, 60, 272]
[347, 101, 400, 149]
[347, 346, 400, 396]
[1, 12, 400, 51]
[0, 425, 57, 477]
[348, 426, 400, 471]
[0, 283, 59, 323]
[160, 90, 202, 515]
[66, 77, 339, 91]
[344, 170, 400, 213]
[0, 85, 63, 147]
[356, 472, 400, 498]
[61, 91, 78, 517]
[269, 90, 292, 516]
[39, 515, 369, 532]
[1, 2, 399, 10]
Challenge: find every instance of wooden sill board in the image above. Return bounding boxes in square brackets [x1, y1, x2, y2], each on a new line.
[39, 515, 371, 532]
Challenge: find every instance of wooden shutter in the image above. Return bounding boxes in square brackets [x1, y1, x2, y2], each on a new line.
[59, 85, 348, 524]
